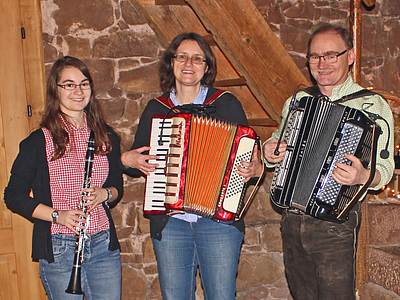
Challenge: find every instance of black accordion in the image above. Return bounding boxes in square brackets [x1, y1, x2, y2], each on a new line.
[270, 95, 380, 222]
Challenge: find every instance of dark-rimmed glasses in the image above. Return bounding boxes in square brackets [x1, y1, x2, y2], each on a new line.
[57, 82, 91, 91]
[173, 53, 206, 65]
[307, 49, 348, 64]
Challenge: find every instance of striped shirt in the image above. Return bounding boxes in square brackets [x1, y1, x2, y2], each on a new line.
[264, 74, 394, 190]
[43, 116, 110, 235]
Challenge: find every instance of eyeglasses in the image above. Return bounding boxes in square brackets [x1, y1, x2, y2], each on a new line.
[57, 82, 91, 91]
[173, 53, 206, 65]
[307, 49, 348, 64]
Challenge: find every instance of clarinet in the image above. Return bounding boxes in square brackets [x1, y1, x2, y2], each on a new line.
[66, 132, 95, 295]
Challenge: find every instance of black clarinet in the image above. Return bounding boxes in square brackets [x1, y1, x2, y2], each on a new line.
[66, 132, 95, 294]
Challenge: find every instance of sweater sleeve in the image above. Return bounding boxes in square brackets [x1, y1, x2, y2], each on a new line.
[104, 127, 124, 207]
[4, 131, 43, 221]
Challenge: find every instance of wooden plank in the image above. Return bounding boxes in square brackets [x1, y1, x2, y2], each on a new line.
[0, 0, 46, 298]
[186, 0, 310, 122]
[0, 229, 15, 254]
[215, 77, 246, 87]
[248, 118, 278, 127]
[356, 200, 369, 297]
[0, 254, 20, 300]
[222, 86, 269, 121]
[0, 86, 12, 230]
[136, 1, 207, 47]
[19, 0, 46, 131]
[350, 0, 362, 84]
[155, 0, 186, 4]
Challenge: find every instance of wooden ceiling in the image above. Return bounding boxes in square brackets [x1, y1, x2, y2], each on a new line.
[135, 0, 311, 139]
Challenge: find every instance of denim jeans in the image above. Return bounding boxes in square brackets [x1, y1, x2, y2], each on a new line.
[39, 230, 121, 300]
[281, 210, 360, 300]
[152, 217, 244, 300]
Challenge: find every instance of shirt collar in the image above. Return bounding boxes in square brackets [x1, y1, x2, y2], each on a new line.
[329, 73, 354, 101]
[169, 85, 209, 106]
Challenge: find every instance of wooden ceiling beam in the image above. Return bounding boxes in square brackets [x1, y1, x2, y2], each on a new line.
[215, 76, 246, 87]
[186, 0, 310, 122]
[155, 0, 186, 5]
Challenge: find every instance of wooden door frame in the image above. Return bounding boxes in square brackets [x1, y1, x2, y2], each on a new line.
[0, 0, 45, 299]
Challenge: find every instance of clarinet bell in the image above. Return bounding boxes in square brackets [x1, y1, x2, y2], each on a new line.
[65, 267, 84, 295]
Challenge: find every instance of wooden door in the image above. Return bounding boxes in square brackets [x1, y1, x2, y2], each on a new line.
[0, 0, 45, 299]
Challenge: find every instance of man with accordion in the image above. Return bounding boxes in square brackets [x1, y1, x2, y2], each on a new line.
[263, 23, 394, 300]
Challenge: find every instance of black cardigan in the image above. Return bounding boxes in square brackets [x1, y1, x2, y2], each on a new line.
[125, 87, 248, 239]
[4, 127, 123, 262]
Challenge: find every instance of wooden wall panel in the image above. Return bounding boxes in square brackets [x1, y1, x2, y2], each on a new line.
[0, 255, 20, 300]
[0, 0, 46, 299]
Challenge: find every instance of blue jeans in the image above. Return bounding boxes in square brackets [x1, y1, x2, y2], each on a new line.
[152, 217, 244, 300]
[39, 230, 121, 300]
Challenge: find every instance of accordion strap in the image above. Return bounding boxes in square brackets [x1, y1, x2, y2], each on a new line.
[337, 123, 380, 220]
[303, 86, 377, 104]
[237, 138, 265, 220]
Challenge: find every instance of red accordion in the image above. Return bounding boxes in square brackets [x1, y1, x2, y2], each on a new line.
[144, 113, 258, 221]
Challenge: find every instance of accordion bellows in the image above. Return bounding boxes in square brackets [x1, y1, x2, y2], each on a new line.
[144, 113, 257, 221]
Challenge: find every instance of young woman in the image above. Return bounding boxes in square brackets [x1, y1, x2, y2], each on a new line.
[122, 32, 262, 300]
[4, 56, 122, 300]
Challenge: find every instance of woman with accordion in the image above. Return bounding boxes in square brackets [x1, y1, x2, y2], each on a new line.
[122, 32, 263, 300]
[4, 56, 123, 300]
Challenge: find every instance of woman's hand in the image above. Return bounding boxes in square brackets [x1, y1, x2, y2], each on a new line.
[82, 187, 109, 212]
[121, 146, 158, 175]
[236, 148, 263, 182]
[56, 209, 87, 234]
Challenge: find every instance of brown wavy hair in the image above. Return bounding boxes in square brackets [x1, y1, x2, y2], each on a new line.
[159, 32, 217, 93]
[40, 56, 111, 160]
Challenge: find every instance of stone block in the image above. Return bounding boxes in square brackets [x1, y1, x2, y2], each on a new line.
[84, 59, 115, 97]
[149, 277, 162, 299]
[243, 226, 260, 246]
[93, 30, 159, 58]
[237, 252, 286, 289]
[118, 62, 161, 93]
[143, 236, 156, 264]
[280, 24, 309, 53]
[99, 97, 126, 124]
[43, 40, 58, 63]
[244, 181, 282, 227]
[368, 203, 400, 245]
[121, 0, 147, 25]
[122, 265, 147, 299]
[368, 246, 400, 296]
[261, 222, 283, 252]
[64, 36, 91, 59]
[54, 0, 113, 34]
[363, 282, 400, 300]
[137, 206, 150, 235]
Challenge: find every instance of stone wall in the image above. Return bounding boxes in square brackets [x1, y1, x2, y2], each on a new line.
[40, 0, 399, 299]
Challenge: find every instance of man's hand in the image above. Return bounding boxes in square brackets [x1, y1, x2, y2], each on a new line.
[263, 139, 287, 164]
[333, 154, 370, 186]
